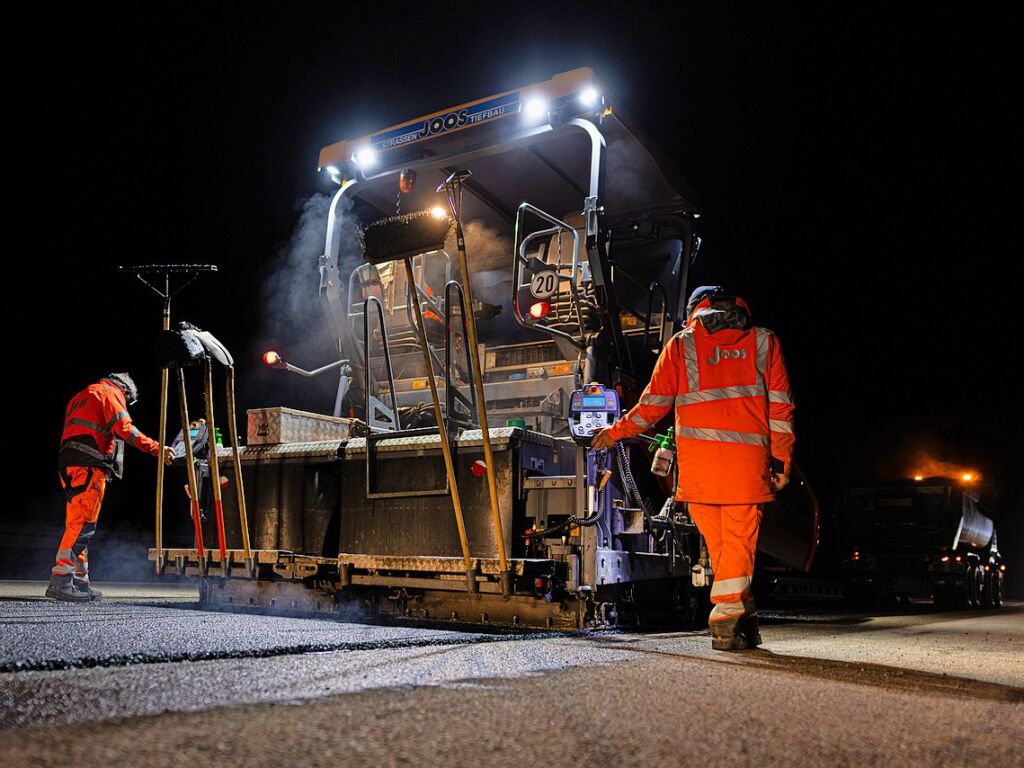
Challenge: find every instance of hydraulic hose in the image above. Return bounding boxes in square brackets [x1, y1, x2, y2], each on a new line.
[525, 449, 608, 538]
[615, 442, 673, 546]
[614, 443, 651, 519]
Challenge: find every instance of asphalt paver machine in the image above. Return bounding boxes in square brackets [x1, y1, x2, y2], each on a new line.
[152, 68, 818, 629]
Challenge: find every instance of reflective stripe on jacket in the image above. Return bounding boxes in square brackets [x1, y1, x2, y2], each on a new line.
[59, 380, 160, 470]
[607, 299, 795, 504]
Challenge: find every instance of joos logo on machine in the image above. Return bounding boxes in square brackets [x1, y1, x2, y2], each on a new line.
[373, 92, 521, 152]
[418, 109, 471, 139]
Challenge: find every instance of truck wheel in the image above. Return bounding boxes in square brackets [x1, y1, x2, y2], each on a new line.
[965, 565, 980, 609]
[987, 570, 1004, 608]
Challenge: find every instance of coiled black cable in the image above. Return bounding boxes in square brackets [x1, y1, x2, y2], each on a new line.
[524, 449, 607, 538]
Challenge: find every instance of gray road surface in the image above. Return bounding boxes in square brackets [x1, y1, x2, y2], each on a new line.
[0, 582, 1020, 767]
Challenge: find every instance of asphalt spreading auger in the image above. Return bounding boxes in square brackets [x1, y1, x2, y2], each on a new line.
[147, 68, 821, 629]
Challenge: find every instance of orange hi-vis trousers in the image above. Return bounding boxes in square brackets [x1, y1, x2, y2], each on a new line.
[689, 502, 762, 627]
[52, 467, 106, 587]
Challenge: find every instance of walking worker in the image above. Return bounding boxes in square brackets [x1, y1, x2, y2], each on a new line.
[50, 373, 173, 602]
[592, 286, 795, 650]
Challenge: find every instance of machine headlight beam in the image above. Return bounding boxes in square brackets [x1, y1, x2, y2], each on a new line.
[579, 87, 600, 107]
[354, 147, 378, 168]
[524, 96, 549, 123]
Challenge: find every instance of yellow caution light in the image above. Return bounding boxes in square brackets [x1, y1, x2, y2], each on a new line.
[399, 169, 417, 195]
[913, 474, 924, 481]
[1000, 564, 1007, 571]
[412, 378, 427, 390]
[551, 364, 573, 376]
[962, 473, 974, 482]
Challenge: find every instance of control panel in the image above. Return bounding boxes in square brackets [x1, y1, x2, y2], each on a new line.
[568, 383, 620, 446]
[170, 419, 209, 461]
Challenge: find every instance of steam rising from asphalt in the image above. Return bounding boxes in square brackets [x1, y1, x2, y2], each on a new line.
[451, 220, 532, 344]
[246, 193, 347, 412]
[454, 220, 511, 273]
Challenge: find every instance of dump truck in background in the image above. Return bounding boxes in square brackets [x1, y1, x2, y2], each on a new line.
[838, 477, 1005, 608]
[150, 68, 819, 630]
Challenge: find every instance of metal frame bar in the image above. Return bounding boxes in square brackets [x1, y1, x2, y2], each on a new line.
[362, 295, 400, 433]
[444, 280, 477, 424]
[512, 205, 585, 349]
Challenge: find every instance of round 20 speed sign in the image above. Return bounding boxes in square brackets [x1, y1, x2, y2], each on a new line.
[530, 270, 558, 299]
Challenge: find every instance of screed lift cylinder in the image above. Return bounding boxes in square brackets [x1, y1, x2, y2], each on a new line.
[403, 256, 476, 592]
[224, 366, 253, 575]
[176, 369, 205, 570]
[203, 360, 229, 570]
[155, 294, 170, 573]
[445, 179, 510, 589]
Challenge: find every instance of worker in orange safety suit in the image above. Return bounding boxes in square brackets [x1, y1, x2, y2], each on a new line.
[50, 373, 173, 602]
[593, 286, 795, 650]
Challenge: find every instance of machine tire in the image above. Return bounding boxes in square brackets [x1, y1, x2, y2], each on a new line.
[965, 565, 980, 609]
[986, 570, 1004, 608]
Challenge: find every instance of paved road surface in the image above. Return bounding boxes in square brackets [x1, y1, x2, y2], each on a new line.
[0, 582, 1020, 767]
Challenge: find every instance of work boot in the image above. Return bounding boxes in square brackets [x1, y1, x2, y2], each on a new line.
[73, 580, 103, 601]
[45, 582, 93, 603]
[738, 614, 762, 648]
[709, 615, 760, 651]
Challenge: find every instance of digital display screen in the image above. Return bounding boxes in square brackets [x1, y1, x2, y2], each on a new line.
[582, 395, 608, 409]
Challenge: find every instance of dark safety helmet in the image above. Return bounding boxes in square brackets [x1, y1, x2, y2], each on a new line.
[106, 372, 139, 406]
[685, 285, 733, 320]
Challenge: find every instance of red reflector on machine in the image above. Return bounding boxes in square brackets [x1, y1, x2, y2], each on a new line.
[534, 578, 546, 591]
[471, 460, 487, 478]
[529, 301, 551, 319]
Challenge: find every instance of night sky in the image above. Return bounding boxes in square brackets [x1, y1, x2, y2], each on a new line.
[10, 3, 1020, 578]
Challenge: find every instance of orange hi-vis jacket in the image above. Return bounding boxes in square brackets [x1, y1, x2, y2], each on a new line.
[607, 297, 795, 504]
[59, 379, 160, 472]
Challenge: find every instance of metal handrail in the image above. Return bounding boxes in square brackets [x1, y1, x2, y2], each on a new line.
[444, 280, 477, 424]
[362, 295, 400, 432]
[511, 202, 585, 349]
[403, 252, 449, 375]
[641, 281, 670, 350]
[347, 264, 383, 366]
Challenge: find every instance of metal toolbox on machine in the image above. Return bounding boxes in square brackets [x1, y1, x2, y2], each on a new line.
[246, 407, 367, 445]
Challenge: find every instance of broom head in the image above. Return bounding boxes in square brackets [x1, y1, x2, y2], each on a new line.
[360, 209, 453, 265]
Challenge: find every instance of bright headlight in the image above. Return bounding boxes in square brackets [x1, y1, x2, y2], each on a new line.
[354, 148, 378, 168]
[524, 96, 548, 121]
[579, 87, 600, 106]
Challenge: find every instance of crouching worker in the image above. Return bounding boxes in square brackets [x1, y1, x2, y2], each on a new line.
[592, 286, 795, 650]
[49, 373, 173, 602]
